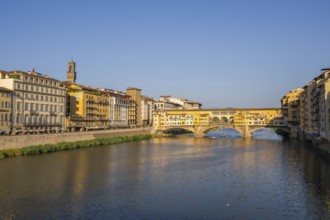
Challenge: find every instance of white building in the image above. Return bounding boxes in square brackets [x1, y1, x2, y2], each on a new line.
[154, 100, 182, 111]
[141, 96, 154, 126]
[108, 91, 130, 127]
[0, 70, 66, 133]
[159, 95, 202, 109]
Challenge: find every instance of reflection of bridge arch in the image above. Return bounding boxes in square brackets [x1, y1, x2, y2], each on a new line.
[204, 127, 243, 137]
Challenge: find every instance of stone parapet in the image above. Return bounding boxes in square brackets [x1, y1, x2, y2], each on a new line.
[0, 128, 153, 150]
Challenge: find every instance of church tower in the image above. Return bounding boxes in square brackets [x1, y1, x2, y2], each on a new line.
[67, 60, 76, 83]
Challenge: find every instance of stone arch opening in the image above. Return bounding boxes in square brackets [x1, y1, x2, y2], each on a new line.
[250, 127, 281, 139]
[162, 127, 194, 135]
[229, 116, 234, 124]
[212, 116, 220, 124]
[220, 116, 229, 123]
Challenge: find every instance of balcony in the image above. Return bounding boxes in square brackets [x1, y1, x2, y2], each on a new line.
[23, 122, 61, 127]
[49, 111, 57, 116]
[30, 110, 38, 115]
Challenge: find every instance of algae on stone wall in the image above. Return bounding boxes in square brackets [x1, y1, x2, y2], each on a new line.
[0, 134, 153, 160]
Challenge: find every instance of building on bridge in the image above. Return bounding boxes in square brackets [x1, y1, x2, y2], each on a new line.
[153, 108, 284, 138]
[159, 96, 202, 109]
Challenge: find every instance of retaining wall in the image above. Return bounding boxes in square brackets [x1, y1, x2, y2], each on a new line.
[0, 128, 153, 150]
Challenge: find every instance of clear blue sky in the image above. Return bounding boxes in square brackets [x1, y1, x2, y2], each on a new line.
[1, 0, 330, 108]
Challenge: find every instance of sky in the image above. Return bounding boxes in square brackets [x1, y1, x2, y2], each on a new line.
[1, 0, 330, 108]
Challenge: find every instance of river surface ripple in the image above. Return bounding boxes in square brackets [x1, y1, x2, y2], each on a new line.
[0, 129, 329, 220]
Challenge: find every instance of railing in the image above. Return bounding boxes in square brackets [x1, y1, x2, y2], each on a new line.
[22, 123, 61, 127]
[30, 110, 38, 115]
[49, 111, 57, 116]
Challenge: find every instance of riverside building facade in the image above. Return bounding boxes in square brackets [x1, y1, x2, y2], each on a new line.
[280, 88, 303, 138]
[0, 70, 66, 134]
[106, 90, 130, 128]
[0, 87, 13, 134]
[141, 96, 154, 126]
[283, 67, 330, 142]
[126, 88, 142, 127]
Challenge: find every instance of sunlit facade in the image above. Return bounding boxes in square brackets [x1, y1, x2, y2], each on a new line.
[0, 70, 66, 134]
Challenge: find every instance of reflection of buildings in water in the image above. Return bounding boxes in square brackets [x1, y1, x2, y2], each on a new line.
[284, 140, 330, 215]
[231, 138, 284, 179]
[299, 144, 330, 214]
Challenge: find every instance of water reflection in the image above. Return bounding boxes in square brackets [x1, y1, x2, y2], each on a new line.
[0, 130, 329, 219]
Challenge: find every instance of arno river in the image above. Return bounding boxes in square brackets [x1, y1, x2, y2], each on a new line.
[0, 129, 329, 220]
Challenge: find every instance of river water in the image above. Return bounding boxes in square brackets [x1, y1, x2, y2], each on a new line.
[0, 129, 329, 220]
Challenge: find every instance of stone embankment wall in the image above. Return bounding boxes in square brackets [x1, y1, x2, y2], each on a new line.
[315, 142, 330, 154]
[0, 128, 153, 151]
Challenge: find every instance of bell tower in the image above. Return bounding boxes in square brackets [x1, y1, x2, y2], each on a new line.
[67, 60, 76, 83]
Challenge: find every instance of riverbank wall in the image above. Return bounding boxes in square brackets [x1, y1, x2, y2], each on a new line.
[297, 130, 330, 154]
[0, 128, 153, 151]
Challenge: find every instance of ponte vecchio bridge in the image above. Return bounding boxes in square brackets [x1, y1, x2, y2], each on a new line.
[153, 108, 288, 138]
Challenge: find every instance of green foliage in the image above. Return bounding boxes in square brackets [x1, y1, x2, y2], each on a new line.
[0, 134, 153, 160]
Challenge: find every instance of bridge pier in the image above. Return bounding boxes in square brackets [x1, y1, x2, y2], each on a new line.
[241, 125, 252, 138]
[194, 126, 206, 137]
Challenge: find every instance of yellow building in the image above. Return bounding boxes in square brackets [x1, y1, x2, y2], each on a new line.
[126, 88, 142, 127]
[0, 87, 13, 134]
[61, 82, 110, 131]
[294, 68, 330, 140]
[128, 100, 137, 127]
[234, 109, 283, 127]
[154, 108, 283, 132]
[318, 68, 330, 140]
[281, 88, 303, 138]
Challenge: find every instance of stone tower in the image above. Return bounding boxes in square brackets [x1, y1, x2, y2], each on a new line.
[126, 87, 142, 127]
[67, 60, 76, 83]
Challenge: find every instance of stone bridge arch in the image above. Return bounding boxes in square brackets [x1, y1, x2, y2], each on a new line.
[162, 126, 195, 134]
[249, 126, 290, 134]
